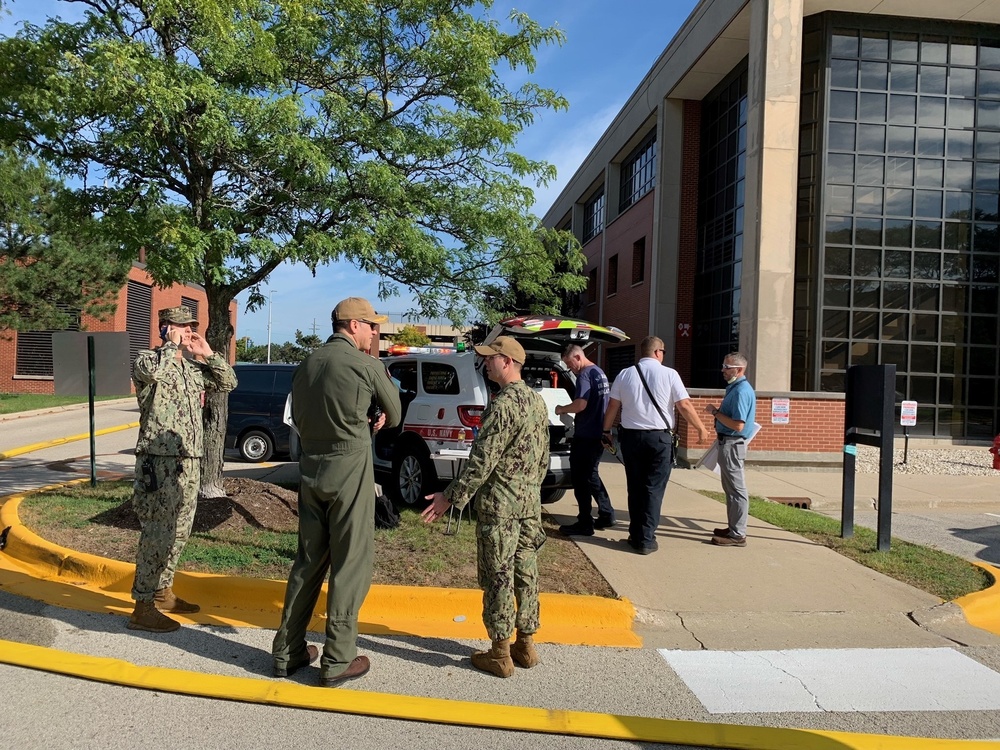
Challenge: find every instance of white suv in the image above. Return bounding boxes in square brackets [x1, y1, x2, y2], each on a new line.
[373, 316, 628, 505]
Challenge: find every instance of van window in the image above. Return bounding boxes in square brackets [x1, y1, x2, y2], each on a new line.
[235, 369, 275, 394]
[422, 362, 460, 395]
[274, 368, 293, 394]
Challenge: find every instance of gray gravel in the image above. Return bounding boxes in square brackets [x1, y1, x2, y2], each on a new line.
[854, 445, 999, 476]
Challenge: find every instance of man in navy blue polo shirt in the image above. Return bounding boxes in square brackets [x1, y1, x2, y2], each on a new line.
[705, 352, 757, 547]
[555, 344, 616, 535]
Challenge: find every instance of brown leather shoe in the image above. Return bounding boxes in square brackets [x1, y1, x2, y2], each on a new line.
[154, 587, 200, 614]
[273, 644, 320, 678]
[712, 533, 747, 547]
[319, 656, 370, 687]
[713, 527, 730, 537]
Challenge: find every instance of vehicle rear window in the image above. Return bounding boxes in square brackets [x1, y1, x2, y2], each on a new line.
[422, 362, 460, 395]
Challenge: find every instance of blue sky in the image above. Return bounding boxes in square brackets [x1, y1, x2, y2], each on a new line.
[1, 0, 697, 344]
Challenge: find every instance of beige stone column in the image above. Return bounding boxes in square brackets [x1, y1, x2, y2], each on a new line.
[741, 0, 802, 391]
[651, 99, 686, 359]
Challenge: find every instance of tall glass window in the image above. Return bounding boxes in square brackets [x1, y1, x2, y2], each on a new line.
[801, 15, 1000, 438]
[619, 134, 657, 211]
[692, 63, 748, 386]
[583, 190, 605, 243]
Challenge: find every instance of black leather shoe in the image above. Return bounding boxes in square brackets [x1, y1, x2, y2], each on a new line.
[594, 516, 617, 530]
[626, 538, 658, 554]
[320, 656, 370, 687]
[273, 644, 319, 678]
[559, 522, 594, 536]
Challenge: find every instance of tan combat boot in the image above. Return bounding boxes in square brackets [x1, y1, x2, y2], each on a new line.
[510, 631, 540, 669]
[127, 600, 180, 633]
[154, 587, 200, 614]
[470, 639, 514, 678]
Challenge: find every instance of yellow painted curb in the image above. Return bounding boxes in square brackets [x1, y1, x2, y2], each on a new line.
[954, 562, 1000, 637]
[1, 639, 992, 750]
[0, 422, 140, 461]
[0, 490, 639, 647]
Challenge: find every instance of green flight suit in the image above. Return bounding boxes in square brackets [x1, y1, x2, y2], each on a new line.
[444, 380, 549, 641]
[272, 333, 401, 680]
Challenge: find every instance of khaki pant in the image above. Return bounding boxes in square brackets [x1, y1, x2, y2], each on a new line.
[272, 449, 375, 680]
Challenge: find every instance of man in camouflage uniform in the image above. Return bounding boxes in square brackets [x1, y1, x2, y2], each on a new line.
[127, 306, 237, 633]
[423, 336, 549, 678]
[271, 297, 401, 687]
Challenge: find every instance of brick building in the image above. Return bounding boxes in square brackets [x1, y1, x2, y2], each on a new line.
[544, 0, 1000, 464]
[0, 263, 237, 394]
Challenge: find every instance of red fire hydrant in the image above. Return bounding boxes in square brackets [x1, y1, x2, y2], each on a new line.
[990, 436, 1000, 470]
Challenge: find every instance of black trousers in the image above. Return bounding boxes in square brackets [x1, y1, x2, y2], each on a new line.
[570, 436, 615, 530]
[619, 429, 673, 548]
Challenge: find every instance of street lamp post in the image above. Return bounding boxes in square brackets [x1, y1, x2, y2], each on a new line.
[266, 290, 273, 364]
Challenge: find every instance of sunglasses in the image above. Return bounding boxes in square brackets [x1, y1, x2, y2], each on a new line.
[722, 363, 742, 369]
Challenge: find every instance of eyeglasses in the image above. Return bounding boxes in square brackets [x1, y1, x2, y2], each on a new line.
[722, 363, 742, 369]
[654, 349, 664, 354]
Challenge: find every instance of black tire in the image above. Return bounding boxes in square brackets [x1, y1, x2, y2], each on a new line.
[391, 443, 436, 506]
[238, 429, 274, 462]
[540, 488, 566, 504]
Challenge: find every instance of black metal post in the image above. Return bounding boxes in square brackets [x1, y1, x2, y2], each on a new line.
[876, 365, 895, 552]
[88, 335, 97, 487]
[841, 443, 856, 539]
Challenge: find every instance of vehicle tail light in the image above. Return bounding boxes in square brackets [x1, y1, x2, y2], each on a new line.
[458, 405, 483, 427]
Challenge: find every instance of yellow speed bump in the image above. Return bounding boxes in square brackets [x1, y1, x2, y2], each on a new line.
[0, 491, 639, 647]
[1, 639, 993, 750]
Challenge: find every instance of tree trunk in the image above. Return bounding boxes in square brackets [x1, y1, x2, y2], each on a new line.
[199, 288, 236, 499]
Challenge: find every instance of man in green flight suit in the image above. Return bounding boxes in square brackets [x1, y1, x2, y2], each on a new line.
[272, 297, 401, 686]
[128, 306, 238, 633]
[423, 336, 549, 678]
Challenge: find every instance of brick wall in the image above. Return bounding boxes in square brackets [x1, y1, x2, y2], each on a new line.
[602, 190, 655, 357]
[0, 265, 237, 394]
[676, 390, 846, 465]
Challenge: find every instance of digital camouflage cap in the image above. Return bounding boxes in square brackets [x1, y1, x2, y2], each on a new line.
[158, 306, 199, 327]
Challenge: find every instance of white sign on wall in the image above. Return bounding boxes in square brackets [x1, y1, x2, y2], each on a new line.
[900, 400, 918, 427]
[771, 398, 790, 425]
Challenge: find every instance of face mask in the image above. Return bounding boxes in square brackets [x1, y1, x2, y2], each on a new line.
[726, 374, 740, 384]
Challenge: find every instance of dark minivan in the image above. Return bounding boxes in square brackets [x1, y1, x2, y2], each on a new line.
[225, 363, 297, 462]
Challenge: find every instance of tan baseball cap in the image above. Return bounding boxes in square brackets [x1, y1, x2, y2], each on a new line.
[332, 297, 388, 324]
[158, 306, 199, 327]
[474, 336, 526, 365]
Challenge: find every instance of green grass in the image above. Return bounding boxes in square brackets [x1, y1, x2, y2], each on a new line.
[701, 490, 992, 601]
[17, 480, 605, 594]
[0, 392, 129, 415]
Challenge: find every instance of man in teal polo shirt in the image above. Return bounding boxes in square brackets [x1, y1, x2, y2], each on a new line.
[705, 352, 756, 547]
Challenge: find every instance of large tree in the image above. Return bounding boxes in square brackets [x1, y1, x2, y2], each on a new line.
[0, 149, 129, 331]
[0, 0, 582, 494]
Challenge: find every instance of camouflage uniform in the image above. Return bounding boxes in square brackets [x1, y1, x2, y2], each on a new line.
[130, 338, 237, 603]
[444, 380, 549, 641]
[271, 333, 401, 681]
